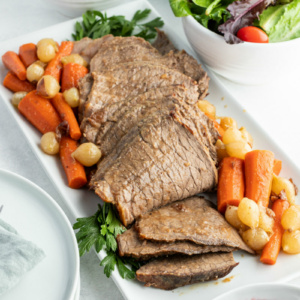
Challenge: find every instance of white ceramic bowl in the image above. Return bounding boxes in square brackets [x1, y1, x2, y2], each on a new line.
[182, 15, 300, 85]
[45, 0, 127, 17]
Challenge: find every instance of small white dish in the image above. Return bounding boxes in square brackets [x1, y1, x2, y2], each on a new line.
[213, 282, 300, 300]
[44, 0, 132, 17]
[0, 169, 80, 300]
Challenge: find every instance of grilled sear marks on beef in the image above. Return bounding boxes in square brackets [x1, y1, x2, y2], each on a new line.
[136, 197, 254, 254]
[117, 227, 235, 260]
[90, 114, 218, 226]
[152, 28, 177, 55]
[136, 252, 238, 290]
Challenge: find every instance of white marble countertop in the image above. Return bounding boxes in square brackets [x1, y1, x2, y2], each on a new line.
[0, 0, 300, 299]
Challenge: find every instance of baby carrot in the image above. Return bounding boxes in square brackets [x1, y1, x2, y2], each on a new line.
[3, 72, 35, 93]
[217, 157, 245, 214]
[244, 150, 274, 207]
[44, 41, 74, 83]
[260, 199, 289, 265]
[2, 51, 27, 81]
[52, 93, 81, 140]
[61, 63, 88, 92]
[19, 43, 38, 68]
[18, 91, 61, 134]
[59, 136, 87, 189]
[273, 159, 282, 176]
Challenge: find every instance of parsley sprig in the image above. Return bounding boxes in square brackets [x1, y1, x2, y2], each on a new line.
[73, 203, 140, 279]
[72, 9, 164, 41]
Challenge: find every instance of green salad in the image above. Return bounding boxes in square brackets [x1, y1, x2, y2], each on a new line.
[170, 0, 300, 44]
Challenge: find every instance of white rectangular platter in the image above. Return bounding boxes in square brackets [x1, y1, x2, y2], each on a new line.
[0, 1, 300, 299]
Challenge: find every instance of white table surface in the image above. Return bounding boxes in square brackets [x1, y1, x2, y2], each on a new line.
[0, 0, 300, 299]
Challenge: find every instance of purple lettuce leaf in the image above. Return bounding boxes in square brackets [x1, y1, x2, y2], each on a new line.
[218, 0, 276, 44]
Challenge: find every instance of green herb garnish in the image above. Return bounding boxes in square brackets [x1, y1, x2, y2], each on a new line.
[72, 9, 164, 41]
[73, 203, 140, 279]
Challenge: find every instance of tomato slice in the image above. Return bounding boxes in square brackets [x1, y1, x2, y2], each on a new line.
[237, 26, 269, 43]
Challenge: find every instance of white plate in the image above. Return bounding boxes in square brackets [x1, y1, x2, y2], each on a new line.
[0, 1, 300, 299]
[0, 169, 80, 300]
[213, 283, 300, 300]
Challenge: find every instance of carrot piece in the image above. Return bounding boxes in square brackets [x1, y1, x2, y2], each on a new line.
[244, 150, 274, 207]
[61, 63, 88, 92]
[59, 136, 87, 189]
[217, 157, 245, 214]
[18, 90, 61, 134]
[3, 72, 35, 93]
[19, 43, 38, 68]
[260, 199, 290, 265]
[44, 41, 74, 83]
[273, 159, 282, 176]
[52, 93, 81, 140]
[2, 51, 27, 81]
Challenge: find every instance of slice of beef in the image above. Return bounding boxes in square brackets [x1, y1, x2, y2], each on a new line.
[92, 95, 218, 163]
[136, 252, 238, 290]
[73, 35, 115, 63]
[80, 63, 199, 136]
[90, 113, 218, 226]
[72, 37, 93, 55]
[136, 197, 254, 254]
[159, 50, 209, 98]
[90, 36, 161, 72]
[78, 74, 93, 122]
[89, 37, 208, 99]
[117, 227, 235, 260]
[152, 28, 177, 55]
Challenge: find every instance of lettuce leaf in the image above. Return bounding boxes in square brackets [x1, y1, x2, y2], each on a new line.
[169, 0, 193, 16]
[257, 4, 288, 33]
[268, 0, 300, 42]
[218, 0, 275, 44]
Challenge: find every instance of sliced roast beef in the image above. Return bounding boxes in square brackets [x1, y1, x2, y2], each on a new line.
[93, 96, 218, 162]
[90, 36, 161, 72]
[117, 227, 234, 260]
[90, 113, 218, 226]
[78, 74, 93, 122]
[136, 252, 238, 290]
[72, 37, 93, 55]
[136, 197, 254, 253]
[89, 37, 208, 98]
[80, 63, 199, 138]
[72, 35, 115, 63]
[152, 28, 177, 55]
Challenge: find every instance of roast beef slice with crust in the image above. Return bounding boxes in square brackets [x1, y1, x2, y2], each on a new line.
[136, 196, 254, 254]
[80, 62, 199, 135]
[90, 36, 161, 72]
[136, 252, 238, 290]
[89, 37, 208, 98]
[90, 114, 218, 226]
[84, 87, 218, 163]
[78, 74, 93, 123]
[117, 227, 235, 260]
[93, 96, 217, 161]
[72, 37, 93, 55]
[152, 28, 177, 55]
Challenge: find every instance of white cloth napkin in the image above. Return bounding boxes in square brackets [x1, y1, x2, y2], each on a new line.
[0, 218, 45, 296]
